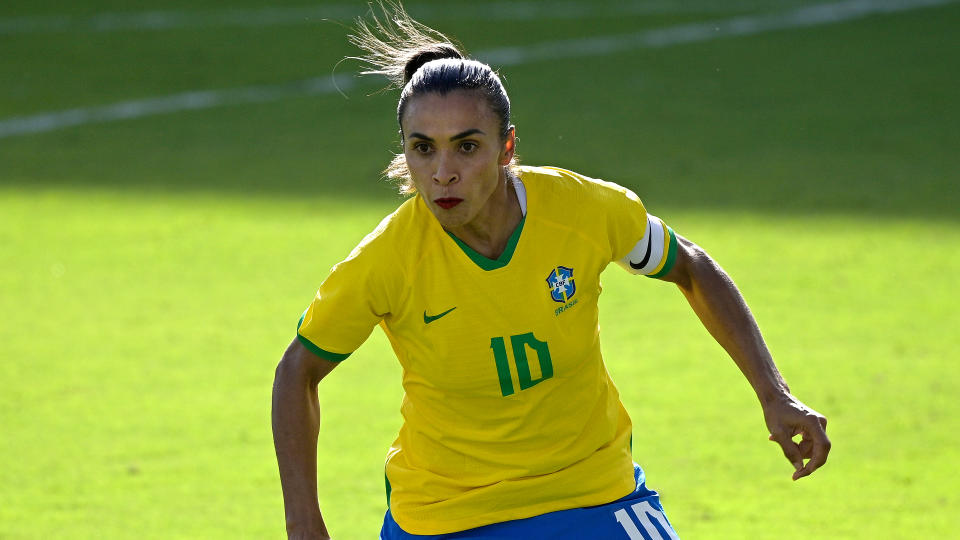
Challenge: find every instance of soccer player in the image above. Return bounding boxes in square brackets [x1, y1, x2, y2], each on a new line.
[272, 3, 830, 539]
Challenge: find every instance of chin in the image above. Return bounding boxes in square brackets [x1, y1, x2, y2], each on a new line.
[435, 215, 464, 230]
[431, 208, 469, 230]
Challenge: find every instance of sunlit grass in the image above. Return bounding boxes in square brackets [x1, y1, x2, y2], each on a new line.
[1, 189, 956, 538]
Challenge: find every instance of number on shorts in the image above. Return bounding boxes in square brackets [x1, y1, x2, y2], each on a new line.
[614, 501, 679, 540]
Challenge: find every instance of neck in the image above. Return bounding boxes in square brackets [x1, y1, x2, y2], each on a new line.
[447, 174, 522, 260]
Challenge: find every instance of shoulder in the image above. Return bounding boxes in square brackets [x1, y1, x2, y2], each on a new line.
[341, 196, 420, 258]
[519, 165, 646, 220]
[331, 195, 436, 281]
[520, 166, 650, 261]
[519, 165, 643, 209]
[331, 197, 413, 274]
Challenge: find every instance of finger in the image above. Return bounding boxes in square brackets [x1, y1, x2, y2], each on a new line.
[769, 432, 804, 474]
[798, 437, 814, 459]
[793, 425, 831, 481]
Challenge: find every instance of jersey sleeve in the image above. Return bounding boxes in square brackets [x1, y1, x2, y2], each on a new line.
[605, 186, 679, 278]
[296, 232, 399, 362]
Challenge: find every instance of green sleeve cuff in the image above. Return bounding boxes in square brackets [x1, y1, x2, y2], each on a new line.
[296, 311, 352, 362]
[647, 226, 678, 279]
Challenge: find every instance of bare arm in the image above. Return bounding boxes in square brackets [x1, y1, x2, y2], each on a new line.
[658, 234, 830, 480]
[272, 338, 340, 538]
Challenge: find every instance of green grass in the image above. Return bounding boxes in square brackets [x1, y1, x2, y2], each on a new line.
[2, 0, 959, 538]
[2, 191, 956, 538]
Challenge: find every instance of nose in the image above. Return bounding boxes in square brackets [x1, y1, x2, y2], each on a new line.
[432, 154, 459, 186]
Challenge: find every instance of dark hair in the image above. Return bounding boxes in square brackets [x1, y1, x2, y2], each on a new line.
[350, 1, 517, 194]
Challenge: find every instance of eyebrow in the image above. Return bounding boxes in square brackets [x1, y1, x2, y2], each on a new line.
[408, 128, 486, 142]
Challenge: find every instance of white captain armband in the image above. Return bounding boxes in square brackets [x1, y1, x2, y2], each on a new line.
[616, 214, 679, 278]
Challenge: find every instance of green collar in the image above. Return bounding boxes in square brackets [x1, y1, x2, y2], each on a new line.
[446, 215, 526, 271]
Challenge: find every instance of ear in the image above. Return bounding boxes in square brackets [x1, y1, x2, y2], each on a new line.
[500, 126, 517, 165]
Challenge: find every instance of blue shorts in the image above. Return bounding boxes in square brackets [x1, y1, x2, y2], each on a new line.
[379, 464, 679, 539]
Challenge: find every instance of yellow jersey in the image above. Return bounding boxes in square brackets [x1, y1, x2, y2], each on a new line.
[298, 166, 678, 534]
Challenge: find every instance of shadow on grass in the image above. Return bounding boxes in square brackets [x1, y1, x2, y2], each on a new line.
[0, 108, 954, 222]
[2, 1, 958, 222]
[1, 6, 957, 221]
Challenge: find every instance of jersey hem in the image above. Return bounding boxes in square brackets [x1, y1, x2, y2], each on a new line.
[296, 312, 351, 362]
[391, 477, 637, 536]
[295, 334, 351, 362]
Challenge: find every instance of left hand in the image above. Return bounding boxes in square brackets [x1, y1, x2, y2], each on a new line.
[762, 394, 831, 480]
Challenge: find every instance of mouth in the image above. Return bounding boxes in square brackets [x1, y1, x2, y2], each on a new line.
[433, 198, 463, 209]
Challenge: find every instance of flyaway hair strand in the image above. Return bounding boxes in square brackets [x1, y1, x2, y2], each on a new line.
[349, 1, 465, 88]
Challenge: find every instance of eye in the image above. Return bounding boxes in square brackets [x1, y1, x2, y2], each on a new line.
[412, 142, 432, 154]
[460, 141, 478, 153]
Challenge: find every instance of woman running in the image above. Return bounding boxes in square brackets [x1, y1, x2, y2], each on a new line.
[272, 3, 830, 539]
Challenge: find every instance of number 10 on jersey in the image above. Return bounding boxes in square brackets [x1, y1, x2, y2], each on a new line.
[490, 332, 553, 397]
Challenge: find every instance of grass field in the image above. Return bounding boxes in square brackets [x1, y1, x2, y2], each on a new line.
[2, 1, 958, 538]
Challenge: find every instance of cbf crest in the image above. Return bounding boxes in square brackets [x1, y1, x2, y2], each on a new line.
[546, 266, 576, 303]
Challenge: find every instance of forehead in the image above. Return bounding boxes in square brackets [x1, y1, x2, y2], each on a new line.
[401, 90, 498, 137]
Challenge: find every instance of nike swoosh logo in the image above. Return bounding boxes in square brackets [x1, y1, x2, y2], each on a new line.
[423, 307, 457, 324]
[629, 237, 652, 270]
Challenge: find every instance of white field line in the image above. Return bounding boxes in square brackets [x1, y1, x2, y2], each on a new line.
[0, 0, 953, 140]
[0, 1, 807, 35]
[479, 0, 955, 64]
[0, 76, 356, 139]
